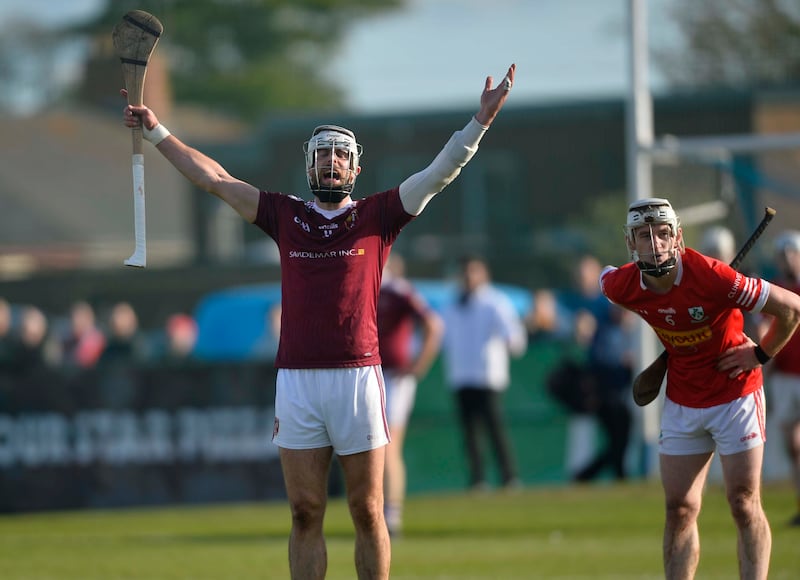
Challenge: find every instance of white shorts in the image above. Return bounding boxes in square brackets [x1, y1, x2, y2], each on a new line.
[383, 370, 418, 429]
[272, 366, 390, 455]
[767, 371, 800, 427]
[659, 388, 766, 456]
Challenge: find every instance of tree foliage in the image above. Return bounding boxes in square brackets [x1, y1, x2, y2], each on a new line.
[654, 0, 800, 90]
[68, 0, 404, 120]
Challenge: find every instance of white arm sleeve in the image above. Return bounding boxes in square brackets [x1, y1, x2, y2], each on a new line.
[399, 117, 488, 215]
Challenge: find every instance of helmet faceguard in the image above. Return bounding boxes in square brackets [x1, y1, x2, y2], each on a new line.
[303, 125, 363, 203]
[624, 198, 683, 278]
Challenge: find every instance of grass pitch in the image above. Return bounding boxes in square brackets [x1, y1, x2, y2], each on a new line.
[1, 480, 798, 579]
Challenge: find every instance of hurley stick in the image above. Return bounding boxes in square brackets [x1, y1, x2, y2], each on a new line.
[112, 10, 164, 268]
[632, 206, 777, 406]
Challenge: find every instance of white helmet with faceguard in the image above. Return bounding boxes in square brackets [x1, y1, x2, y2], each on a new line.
[774, 230, 800, 281]
[624, 197, 683, 278]
[774, 230, 800, 254]
[303, 125, 363, 203]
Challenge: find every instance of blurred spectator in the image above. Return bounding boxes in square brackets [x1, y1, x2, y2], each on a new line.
[562, 254, 609, 322]
[378, 252, 443, 535]
[545, 256, 607, 415]
[545, 309, 597, 416]
[14, 306, 59, 373]
[441, 256, 527, 492]
[525, 288, 570, 342]
[95, 302, 146, 409]
[546, 254, 634, 481]
[573, 309, 599, 347]
[572, 304, 635, 482]
[98, 301, 146, 365]
[162, 313, 199, 363]
[60, 301, 106, 370]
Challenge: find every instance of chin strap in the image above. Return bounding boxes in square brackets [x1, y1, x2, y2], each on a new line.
[313, 189, 349, 203]
[636, 257, 677, 278]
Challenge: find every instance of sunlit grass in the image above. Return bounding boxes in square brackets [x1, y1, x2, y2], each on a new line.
[1, 480, 797, 579]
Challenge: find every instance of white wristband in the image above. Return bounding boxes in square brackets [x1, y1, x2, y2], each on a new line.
[143, 123, 171, 145]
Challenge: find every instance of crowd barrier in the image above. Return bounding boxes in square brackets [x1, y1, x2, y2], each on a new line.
[0, 361, 285, 513]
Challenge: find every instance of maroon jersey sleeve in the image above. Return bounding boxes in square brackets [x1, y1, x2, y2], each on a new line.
[771, 280, 800, 375]
[253, 188, 415, 368]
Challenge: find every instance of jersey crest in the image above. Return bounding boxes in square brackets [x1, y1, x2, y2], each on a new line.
[344, 208, 358, 230]
[688, 306, 707, 322]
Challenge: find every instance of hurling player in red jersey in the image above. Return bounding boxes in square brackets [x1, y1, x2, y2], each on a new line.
[123, 63, 515, 580]
[599, 199, 800, 580]
[759, 231, 800, 527]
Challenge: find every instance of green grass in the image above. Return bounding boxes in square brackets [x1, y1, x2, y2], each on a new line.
[1, 481, 798, 579]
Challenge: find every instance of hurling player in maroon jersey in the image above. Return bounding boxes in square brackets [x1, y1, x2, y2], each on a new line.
[759, 231, 800, 527]
[123, 63, 515, 579]
[377, 253, 442, 537]
[600, 199, 800, 580]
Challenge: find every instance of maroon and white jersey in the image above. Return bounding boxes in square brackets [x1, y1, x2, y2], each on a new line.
[377, 277, 433, 372]
[600, 248, 770, 408]
[254, 188, 414, 368]
[771, 278, 800, 376]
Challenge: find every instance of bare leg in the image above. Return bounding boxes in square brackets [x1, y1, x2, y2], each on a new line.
[384, 425, 407, 535]
[661, 452, 713, 580]
[280, 446, 333, 580]
[339, 447, 391, 579]
[719, 446, 771, 580]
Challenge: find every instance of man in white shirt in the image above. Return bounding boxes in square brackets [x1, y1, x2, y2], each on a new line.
[442, 256, 528, 491]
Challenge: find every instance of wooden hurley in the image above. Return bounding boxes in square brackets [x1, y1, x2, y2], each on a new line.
[112, 10, 164, 268]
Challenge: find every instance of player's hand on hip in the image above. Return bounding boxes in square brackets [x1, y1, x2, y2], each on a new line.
[475, 63, 515, 127]
[716, 335, 759, 378]
[120, 89, 159, 131]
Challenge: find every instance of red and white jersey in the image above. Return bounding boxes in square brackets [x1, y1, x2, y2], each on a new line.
[600, 248, 770, 408]
[770, 278, 800, 376]
[254, 188, 414, 369]
[377, 277, 432, 372]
